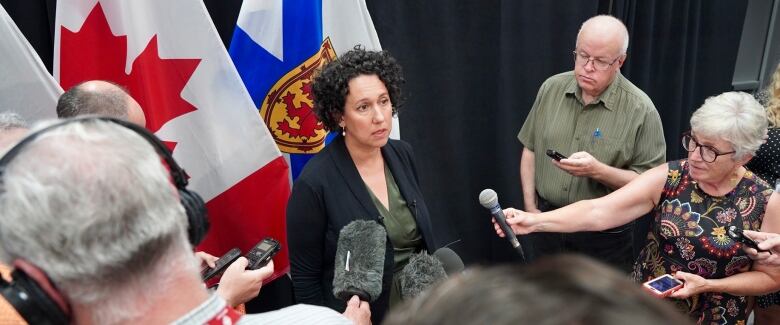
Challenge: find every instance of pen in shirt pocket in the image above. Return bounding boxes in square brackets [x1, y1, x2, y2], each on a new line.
[591, 128, 602, 145]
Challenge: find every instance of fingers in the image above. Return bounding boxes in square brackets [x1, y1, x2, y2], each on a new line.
[347, 295, 360, 307]
[494, 222, 505, 237]
[224, 256, 249, 274]
[255, 260, 275, 281]
[758, 236, 780, 252]
[743, 230, 770, 242]
[672, 271, 688, 281]
[195, 251, 218, 268]
[744, 246, 760, 259]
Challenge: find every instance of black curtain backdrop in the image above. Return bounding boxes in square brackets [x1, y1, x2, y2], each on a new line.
[0, 0, 748, 309]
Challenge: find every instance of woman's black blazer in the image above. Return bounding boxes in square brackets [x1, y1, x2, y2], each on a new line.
[286, 135, 444, 323]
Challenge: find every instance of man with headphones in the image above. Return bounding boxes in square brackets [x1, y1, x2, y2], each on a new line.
[0, 117, 369, 324]
[56, 80, 272, 310]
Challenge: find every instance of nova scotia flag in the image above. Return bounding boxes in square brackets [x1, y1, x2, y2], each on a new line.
[229, 0, 395, 181]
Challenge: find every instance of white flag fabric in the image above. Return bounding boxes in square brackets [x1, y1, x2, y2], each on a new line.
[54, 0, 292, 280]
[0, 4, 62, 121]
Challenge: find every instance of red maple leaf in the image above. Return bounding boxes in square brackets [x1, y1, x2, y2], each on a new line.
[60, 3, 201, 134]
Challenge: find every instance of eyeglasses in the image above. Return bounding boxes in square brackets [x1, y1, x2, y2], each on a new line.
[572, 50, 622, 71]
[681, 132, 735, 163]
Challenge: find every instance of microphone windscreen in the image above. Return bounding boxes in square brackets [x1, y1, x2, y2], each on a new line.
[398, 251, 447, 300]
[478, 189, 498, 209]
[433, 247, 464, 276]
[332, 220, 386, 302]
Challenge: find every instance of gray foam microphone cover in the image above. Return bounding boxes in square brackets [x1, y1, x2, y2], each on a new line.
[332, 220, 386, 302]
[398, 251, 447, 300]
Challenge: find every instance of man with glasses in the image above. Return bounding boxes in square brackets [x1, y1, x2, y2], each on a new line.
[516, 15, 665, 272]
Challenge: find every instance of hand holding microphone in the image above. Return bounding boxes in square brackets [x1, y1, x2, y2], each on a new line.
[492, 208, 535, 237]
[480, 189, 529, 260]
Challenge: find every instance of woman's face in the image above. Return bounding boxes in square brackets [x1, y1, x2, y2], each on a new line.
[340, 74, 393, 150]
[686, 132, 742, 184]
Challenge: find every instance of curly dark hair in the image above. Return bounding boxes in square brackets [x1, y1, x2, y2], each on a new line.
[312, 46, 405, 131]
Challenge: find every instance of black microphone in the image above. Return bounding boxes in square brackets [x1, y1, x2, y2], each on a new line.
[432, 247, 464, 276]
[397, 251, 447, 300]
[479, 189, 526, 260]
[332, 220, 386, 302]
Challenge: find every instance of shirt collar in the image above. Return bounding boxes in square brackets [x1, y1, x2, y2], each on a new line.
[171, 294, 227, 325]
[565, 72, 623, 111]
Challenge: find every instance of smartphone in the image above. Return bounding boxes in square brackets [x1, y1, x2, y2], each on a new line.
[546, 149, 567, 161]
[246, 237, 281, 270]
[728, 226, 769, 253]
[642, 274, 683, 297]
[201, 247, 242, 281]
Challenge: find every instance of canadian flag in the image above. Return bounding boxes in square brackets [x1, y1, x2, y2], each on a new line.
[54, 0, 291, 280]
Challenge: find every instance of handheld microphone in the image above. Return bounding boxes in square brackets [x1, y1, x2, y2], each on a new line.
[432, 247, 464, 276]
[479, 189, 526, 260]
[332, 220, 386, 302]
[398, 251, 447, 300]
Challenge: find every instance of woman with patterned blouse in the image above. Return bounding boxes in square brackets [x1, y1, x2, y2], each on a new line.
[495, 92, 780, 324]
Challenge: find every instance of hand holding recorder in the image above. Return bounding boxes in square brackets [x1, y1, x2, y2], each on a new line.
[742, 230, 780, 266]
[198, 237, 281, 307]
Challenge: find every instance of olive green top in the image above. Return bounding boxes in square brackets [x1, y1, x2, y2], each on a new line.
[518, 71, 666, 207]
[366, 163, 422, 306]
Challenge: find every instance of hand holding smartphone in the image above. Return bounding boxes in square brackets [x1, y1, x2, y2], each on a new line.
[546, 149, 567, 161]
[642, 274, 683, 297]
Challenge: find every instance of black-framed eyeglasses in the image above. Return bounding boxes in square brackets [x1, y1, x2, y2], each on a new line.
[681, 132, 735, 163]
[572, 50, 622, 71]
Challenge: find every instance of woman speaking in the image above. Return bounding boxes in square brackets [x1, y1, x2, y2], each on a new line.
[287, 47, 447, 323]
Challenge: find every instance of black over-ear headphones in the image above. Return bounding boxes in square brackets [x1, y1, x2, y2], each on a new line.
[0, 116, 209, 324]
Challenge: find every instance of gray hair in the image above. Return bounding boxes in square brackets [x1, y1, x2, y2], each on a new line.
[690, 91, 768, 160]
[0, 112, 28, 131]
[0, 119, 197, 323]
[577, 15, 630, 55]
[56, 81, 129, 119]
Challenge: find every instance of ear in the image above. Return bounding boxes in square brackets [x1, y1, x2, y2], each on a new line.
[616, 54, 626, 69]
[12, 259, 71, 315]
[737, 154, 754, 167]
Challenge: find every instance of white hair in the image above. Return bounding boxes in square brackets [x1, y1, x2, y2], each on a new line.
[0, 119, 197, 323]
[0, 112, 28, 131]
[690, 92, 768, 160]
[577, 15, 630, 55]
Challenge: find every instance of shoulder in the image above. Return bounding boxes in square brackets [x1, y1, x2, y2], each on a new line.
[296, 144, 339, 183]
[745, 169, 774, 194]
[387, 138, 413, 154]
[239, 304, 352, 325]
[614, 74, 656, 112]
[385, 139, 416, 163]
[542, 71, 575, 88]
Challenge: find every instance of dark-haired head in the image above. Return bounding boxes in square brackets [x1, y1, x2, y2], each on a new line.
[312, 46, 405, 132]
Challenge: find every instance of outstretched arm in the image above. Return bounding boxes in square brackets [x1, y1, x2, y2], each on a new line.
[495, 163, 667, 236]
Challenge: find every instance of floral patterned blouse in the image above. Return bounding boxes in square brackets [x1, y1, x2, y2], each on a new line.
[632, 160, 773, 325]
